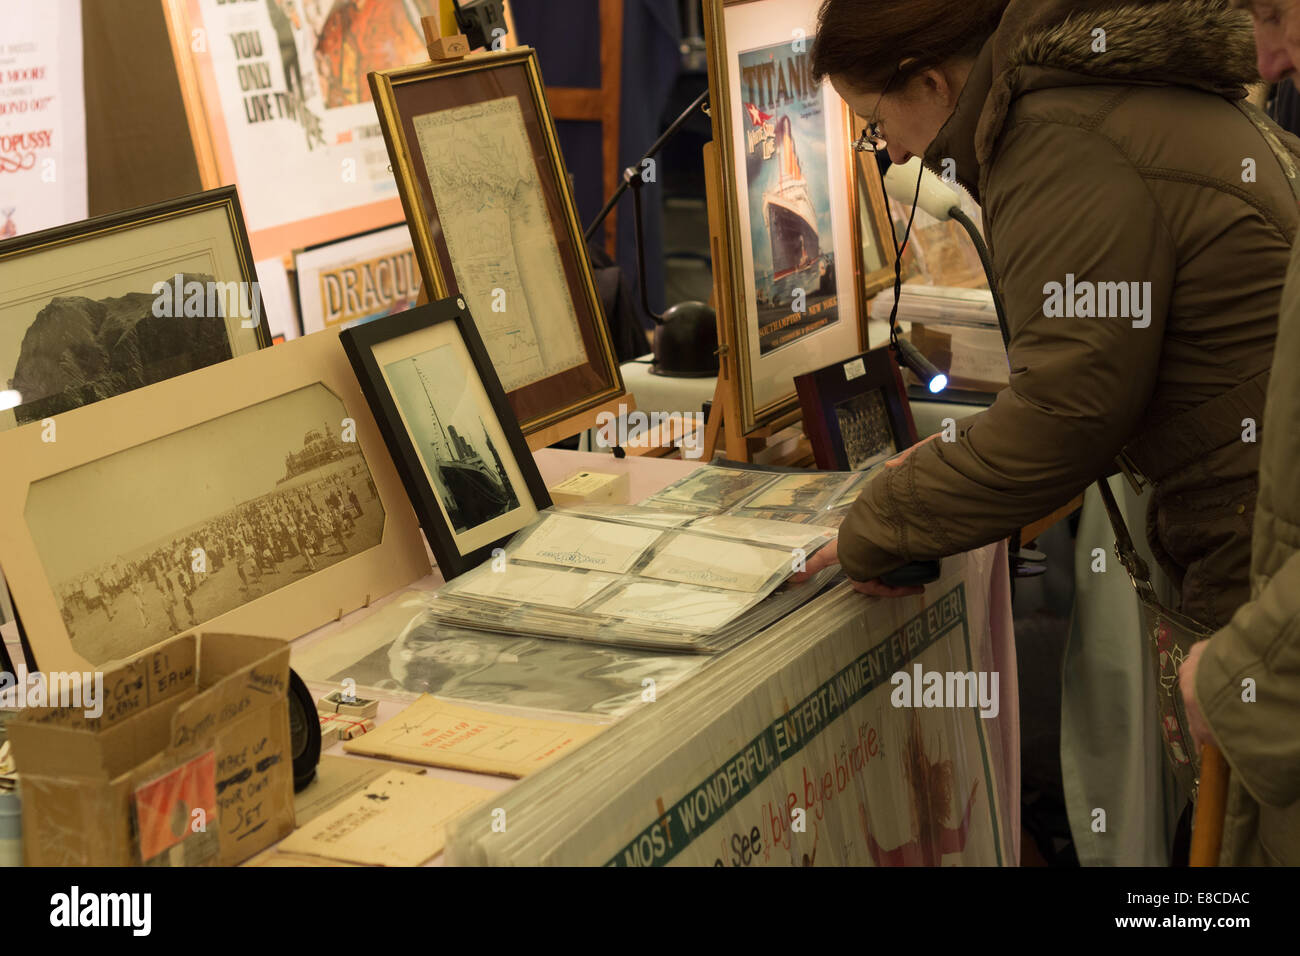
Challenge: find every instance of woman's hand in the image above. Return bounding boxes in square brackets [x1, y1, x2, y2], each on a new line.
[792, 538, 925, 598]
[1178, 639, 1216, 753]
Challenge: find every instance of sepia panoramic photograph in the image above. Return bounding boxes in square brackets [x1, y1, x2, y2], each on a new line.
[25, 384, 385, 663]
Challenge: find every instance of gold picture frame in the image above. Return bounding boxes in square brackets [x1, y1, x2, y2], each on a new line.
[0, 328, 430, 673]
[704, 0, 897, 433]
[368, 47, 624, 438]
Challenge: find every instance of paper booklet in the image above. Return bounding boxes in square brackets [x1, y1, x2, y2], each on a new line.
[342, 696, 605, 778]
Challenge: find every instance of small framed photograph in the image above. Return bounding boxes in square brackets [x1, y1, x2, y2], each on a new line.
[294, 223, 421, 335]
[341, 295, 550, 580]
[369, 48, 624, 436]
[0, 186, 270, 431]
[795, 347, 919, 472]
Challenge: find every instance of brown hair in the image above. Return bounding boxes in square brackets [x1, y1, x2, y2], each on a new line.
[811, 0, 1011, 91]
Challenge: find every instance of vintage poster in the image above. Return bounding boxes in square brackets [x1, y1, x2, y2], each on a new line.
[713, 0, 862, 429]
[738, 40, 839, 355]
[0, 0, 87, 237]
[167, 0, 434, 257]
[295, 223, 420, 334]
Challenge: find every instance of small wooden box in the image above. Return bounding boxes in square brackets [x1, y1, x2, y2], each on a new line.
[547, 470, 630, 506]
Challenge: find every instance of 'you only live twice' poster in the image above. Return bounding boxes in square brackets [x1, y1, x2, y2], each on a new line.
[175, 0, 434, 254]
[738, 41, 839, 356]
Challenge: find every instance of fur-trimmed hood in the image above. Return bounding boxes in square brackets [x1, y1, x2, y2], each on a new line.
[998, 0, 1257, 93]
[929, 0, 1260, 193]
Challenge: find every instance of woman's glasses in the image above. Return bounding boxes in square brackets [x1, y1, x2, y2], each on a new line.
[853, 123, 886, 154]
[852, 63, 902, 154]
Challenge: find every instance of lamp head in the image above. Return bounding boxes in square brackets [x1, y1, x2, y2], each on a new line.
[651, 301, 719, 378]
[883, 157, 962, 222]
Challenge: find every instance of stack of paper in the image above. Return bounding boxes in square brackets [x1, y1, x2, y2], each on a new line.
[869, 285, 999, 332]
[422, 465, 869, 652]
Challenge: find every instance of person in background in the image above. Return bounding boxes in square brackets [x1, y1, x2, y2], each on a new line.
[1180, 0, 1300, 867]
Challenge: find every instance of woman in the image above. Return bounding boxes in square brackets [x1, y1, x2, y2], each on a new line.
[804, 0, 1297, 631]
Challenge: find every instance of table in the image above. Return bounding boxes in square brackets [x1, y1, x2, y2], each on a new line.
[282, 448, 1018, 866]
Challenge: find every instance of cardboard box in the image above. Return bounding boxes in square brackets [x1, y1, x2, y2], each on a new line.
[7, 632, 295, 866]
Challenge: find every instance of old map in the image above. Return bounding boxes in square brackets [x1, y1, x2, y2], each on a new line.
[412, 96, 586, 392]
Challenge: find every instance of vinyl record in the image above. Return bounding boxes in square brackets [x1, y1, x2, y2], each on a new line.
[288, 669, 321, 793]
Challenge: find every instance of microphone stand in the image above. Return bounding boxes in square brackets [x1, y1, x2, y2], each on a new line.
[585, 89, 719, 376]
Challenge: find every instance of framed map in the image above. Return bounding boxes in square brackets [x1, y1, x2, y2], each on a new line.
[369, 48, 623, 437]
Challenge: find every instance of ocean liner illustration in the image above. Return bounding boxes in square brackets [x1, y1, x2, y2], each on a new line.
[763, 115, 821, 287]
[416, 363, 518, 528]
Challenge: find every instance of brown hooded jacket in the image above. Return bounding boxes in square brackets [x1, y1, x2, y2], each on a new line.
[838, 0, 1298, 629]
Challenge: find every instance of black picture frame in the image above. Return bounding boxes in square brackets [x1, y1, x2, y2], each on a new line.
[341, 295, 551, 580]
[795, 346, 919, 472]
[0, 185, 271, 429]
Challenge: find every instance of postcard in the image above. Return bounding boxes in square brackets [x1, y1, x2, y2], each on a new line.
[639, 534, 793, 592]
[344, 696, 606, 777]
[590, 580, 759, 631]
[648, 467, 778, 511]
[553, 503, 695, 528]
[447, 562, 620, 609]
[507, 514, 662, 574]
[688, 515, 833, 550]
[728, 508, 813, 524]
[743, 472, 851, 511]
[277, 770, 493, 866]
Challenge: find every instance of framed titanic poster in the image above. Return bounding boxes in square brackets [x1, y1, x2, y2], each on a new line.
[704, 0, 893, 432]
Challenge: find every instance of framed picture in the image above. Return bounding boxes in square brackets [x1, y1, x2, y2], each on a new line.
[341, 295, 551, 580]
[294, 223, 421, 335]
[794, 347, 919, 472]
[0, 328, 430, 672]
[254, 255, 303, 342]
[161, 0, 437, 260]
[368, 48, 624, 436]
[0, 186, 269, 431]
[703, 0, 894, 433]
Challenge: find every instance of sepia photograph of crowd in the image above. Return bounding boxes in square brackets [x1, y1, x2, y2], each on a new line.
[26, 385, 386, 663]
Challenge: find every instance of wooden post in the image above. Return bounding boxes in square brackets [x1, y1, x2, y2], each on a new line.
[1190, 745, 1230, 866]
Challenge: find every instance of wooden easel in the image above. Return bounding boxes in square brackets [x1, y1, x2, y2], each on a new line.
[412, 16, 636, 454]
[701, 141, 812, 466]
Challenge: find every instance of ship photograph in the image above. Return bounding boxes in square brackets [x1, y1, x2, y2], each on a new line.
[384, 343, 521, 535]
[740, 42, 840, 356]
